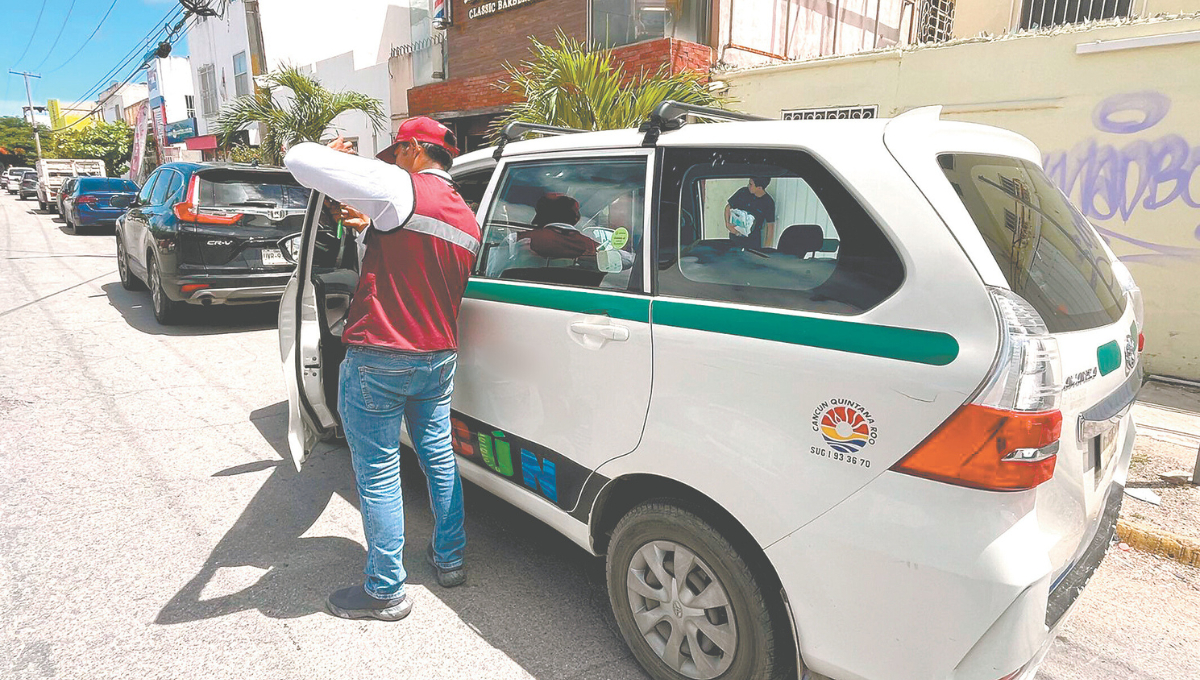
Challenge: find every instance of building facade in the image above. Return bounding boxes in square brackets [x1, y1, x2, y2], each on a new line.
[185, 0, 415, 157]
[407, 0, 720, 151]
[96, 82, 149, 126]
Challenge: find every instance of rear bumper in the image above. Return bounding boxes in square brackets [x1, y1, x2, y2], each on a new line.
[165, 270, 292, 306]
[772, 471, 1123, 680]
[76, 208, 125, 226]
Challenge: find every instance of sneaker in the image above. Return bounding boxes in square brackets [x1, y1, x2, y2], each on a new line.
[326, 585, 412, 621]
[426, 545, 466, 588]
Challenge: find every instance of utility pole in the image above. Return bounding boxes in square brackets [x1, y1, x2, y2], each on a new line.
[243, 1, 270, 152]
[9, 70, 44, 158]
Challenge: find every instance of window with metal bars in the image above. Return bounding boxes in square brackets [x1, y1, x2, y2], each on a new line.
[918, 0, 955, 43]
[1021, 0, 1137, 30]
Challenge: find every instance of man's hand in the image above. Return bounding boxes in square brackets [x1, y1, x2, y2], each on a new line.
[326, 198, 370, 232]
[327, 135, 355, 155]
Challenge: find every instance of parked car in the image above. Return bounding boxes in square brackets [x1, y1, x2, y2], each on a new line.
[18, 170, 39, 201]
[35, 158, 105, 213]
[3, 166, 31, 192]
[56, 176, 80, 217]
[63, 177, 139, 234]
[113, 162, 308, 324]
[278, 104, 1144, 680]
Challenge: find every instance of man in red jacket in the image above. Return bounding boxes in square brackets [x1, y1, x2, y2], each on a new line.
[285, 117, 480, 621]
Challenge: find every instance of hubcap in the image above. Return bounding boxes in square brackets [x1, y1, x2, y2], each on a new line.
[626, 541, 737, 679]
[116, 240, 127, 281]
[150, 261, 162, 311]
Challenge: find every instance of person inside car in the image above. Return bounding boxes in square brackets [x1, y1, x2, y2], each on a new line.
[284, 117, 479, 622]
[725, 176, 777, 250]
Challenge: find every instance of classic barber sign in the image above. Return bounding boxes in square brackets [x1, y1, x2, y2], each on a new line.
[465, 0, 546, 20]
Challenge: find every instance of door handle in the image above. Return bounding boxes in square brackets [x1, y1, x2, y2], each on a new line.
[569, 321, 630, 342]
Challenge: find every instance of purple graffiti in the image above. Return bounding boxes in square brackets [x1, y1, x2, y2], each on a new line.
[1044, 91, 1200, 265]
[1091, 91, 1170, 134]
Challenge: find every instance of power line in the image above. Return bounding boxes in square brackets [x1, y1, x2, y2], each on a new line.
[67, 7, 184, 109]
[48, 15, 197, 133]
[11, 0, 49, 67]
[32, 0, 82, 71]
[45, 0, 122, 74]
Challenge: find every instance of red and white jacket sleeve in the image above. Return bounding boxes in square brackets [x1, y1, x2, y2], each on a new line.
[283, 142, 414, 232]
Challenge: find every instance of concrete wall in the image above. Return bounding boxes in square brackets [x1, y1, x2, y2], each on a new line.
[725, 15, 1200, 379]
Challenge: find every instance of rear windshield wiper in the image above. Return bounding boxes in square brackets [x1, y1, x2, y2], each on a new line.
[227, 200, 278, 208]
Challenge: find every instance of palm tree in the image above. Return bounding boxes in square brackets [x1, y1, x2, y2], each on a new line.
[493, 32, 729, 137]
[215, 65, 385, 165]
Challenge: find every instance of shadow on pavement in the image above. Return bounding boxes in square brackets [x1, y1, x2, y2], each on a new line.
[158, 400, 642, 678]
[102, 281, 279, 336]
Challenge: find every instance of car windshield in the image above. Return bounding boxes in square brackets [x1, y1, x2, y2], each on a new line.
[79, 178, 137, 192]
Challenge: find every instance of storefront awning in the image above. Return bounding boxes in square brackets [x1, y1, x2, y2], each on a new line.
[185, 135, 219, 151]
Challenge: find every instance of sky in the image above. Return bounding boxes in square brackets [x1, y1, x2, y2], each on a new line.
[1, 0, 192, 119]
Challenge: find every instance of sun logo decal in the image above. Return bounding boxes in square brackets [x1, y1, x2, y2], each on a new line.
[812, 399, 878, 455]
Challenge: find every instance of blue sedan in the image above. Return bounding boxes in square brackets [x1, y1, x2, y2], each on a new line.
[63, 177, 139, 234]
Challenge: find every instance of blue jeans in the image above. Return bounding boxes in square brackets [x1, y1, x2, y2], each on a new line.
[338, 345, 466, 599]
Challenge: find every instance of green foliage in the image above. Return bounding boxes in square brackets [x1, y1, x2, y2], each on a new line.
[46, 121, 134, 176]
[215, 65, 386, 165]
[226, 143, 273, 165]
[0, 116, 44, 165]
[494, 32, 728, 137]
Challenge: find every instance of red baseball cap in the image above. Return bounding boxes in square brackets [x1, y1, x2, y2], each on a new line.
[376, 116, 460, 163]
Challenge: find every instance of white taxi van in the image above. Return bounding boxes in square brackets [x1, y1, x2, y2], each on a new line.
[278, 103, 1144, 680]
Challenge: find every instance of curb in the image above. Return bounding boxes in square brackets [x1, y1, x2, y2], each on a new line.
[1116, 519, 1200, 567]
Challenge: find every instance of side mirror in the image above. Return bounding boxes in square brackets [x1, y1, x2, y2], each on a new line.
[110, 194, 135, 209]
[278, 233, 303, 265]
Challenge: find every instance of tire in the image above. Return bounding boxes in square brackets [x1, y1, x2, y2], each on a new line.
[37, 199, 47, 212]
[66, 213, 79, 234]
[116, 235, 143, 291]
[148, 255, 183, 324]
[607, 502, 787, 680]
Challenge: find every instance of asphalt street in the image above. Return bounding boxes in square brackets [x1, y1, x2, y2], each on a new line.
[0, 190, 1196, 680]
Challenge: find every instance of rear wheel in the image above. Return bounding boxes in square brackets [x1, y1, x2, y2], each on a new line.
[148, 256, 182, 325]
[37, 199, 47, 212]
[607, 502, 786, 680]
[66, 212, 79, 234]
[116, 236, 143, 291]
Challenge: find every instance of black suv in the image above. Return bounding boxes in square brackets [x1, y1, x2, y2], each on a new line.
[114, 162, 310, 324]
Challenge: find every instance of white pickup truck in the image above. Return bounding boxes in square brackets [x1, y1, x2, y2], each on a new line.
[35, 158, 106, 213]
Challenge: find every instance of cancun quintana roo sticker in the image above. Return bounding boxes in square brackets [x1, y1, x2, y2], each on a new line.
[810, 399, 878, 467]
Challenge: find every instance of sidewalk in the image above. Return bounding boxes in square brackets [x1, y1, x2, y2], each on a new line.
[1119, 379, 1200, 566]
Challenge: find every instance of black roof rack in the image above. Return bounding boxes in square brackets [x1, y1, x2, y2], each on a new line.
[639, 100, 770, 147]
[493, 121, 585, 160]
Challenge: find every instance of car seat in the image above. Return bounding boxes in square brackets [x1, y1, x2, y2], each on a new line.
[777, 224, 825, 259]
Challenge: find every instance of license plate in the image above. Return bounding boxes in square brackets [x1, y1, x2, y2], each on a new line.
[1090, 426, 1119, 486]
[260, 248, 288, 266]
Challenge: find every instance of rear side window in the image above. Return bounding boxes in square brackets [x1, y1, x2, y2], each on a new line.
[151, 171, 175, 206]
[138, 173, 159, 204]
[198, 173, 308, 209]
[938, 153, 1124, 332]
[657, 147, 904, 315]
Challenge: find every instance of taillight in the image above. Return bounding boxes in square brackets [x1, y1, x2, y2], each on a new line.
[174, 175, 242, 225]
[76, 195, 98, 205]
[891, 288, 1063, 492]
